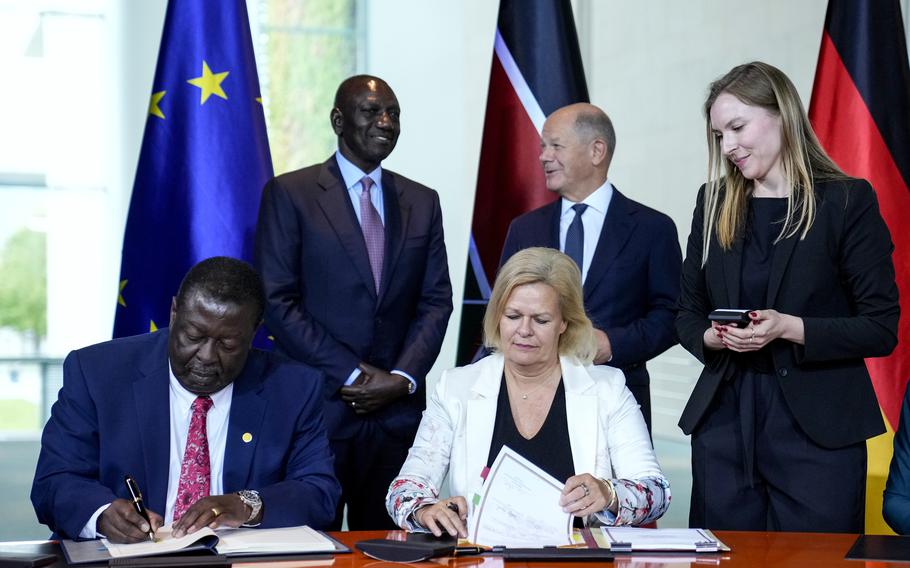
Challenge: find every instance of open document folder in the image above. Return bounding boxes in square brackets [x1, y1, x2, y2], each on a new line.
[60, 525, 345, 564]
[468, 446, 573, 547]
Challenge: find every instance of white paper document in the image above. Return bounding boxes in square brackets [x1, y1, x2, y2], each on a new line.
[601, 527, 727, 552]
[102, 525, 214, 558]
[468, 445, 572, 547]
[215, 525, 333, 554]
[102, 524, 334, 558]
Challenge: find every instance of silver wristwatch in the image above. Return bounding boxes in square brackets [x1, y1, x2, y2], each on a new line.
[236, 489, 262, 526]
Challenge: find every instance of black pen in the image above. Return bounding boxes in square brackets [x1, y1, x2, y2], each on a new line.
[124, 475, 155, 542]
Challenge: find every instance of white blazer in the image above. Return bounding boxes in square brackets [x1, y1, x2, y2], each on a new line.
[387, 353, 670, 528]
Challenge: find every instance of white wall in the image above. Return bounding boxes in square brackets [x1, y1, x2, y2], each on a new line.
[363, 0, 499, 384]
[580, 0, 828, 250]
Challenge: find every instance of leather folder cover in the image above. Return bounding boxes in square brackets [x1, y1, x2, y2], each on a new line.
[845, 534, 910, 562]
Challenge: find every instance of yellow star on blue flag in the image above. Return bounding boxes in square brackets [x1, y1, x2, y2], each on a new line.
[187, 61, 229, 104]
[114, 0, 272, 339]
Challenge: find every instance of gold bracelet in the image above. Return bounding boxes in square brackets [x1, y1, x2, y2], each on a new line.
[600, 478, 618, 511]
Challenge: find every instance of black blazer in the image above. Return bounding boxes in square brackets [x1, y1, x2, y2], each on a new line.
[676, 178, 899, 448]
[500, 188, 682, 386]
[254, 156, 453, 439]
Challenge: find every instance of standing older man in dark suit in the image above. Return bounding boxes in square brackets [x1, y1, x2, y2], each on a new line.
[500, 103, 681, 432]
[254, 75, 453, 529]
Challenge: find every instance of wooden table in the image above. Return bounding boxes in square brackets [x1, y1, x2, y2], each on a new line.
[0, 530, 897, 567]
[326, 530, 889, 567]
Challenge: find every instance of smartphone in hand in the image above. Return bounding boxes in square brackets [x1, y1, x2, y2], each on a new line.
[708, 309, 752, 328]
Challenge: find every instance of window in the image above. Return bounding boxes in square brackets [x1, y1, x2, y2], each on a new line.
[250, 0, 362, 173]
[0, 0, 362, 540]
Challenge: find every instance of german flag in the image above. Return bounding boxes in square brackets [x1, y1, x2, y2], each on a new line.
[808, 0, 910, 534]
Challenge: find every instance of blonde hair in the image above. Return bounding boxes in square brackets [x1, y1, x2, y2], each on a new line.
[702, 61, 844, 264]
[483, 247, 596, 363]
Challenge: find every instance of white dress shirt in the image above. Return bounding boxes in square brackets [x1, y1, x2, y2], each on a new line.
[163, 367, 233, 524]
[336, 149, 385, 224]
[80, 366, 233, 538]
[558, 180, 614, 284]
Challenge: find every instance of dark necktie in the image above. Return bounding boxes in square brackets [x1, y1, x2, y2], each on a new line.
[564, 203, 589, 272]
[174, 396, 213, 520]
[359, 176, 385, 293]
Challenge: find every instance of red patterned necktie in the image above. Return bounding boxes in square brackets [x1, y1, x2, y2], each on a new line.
[173, 396, 213, 520]
[359, 176, 385, 293]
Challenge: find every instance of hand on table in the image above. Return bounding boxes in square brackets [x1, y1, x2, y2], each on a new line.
[172, 494, 253, 538]
[414, 497, 468, 538]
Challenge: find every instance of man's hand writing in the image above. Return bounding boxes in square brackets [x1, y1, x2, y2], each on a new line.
[97, 499, 163, 543]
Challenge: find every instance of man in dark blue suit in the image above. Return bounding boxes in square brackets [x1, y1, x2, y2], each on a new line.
[500, 103, 681, 431]
[31, 257, 339, 543]
[254, 75, 453, 529]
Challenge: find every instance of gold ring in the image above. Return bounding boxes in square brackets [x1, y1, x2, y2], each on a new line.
[211, 507, 221, 517]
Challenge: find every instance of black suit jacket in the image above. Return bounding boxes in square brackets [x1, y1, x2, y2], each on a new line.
[254, 156, 453, 439]
[676, 178, 899, 448]
[500, 188, 682, 386]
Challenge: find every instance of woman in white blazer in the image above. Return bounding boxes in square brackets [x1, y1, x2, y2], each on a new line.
[386, 247, 669, 536]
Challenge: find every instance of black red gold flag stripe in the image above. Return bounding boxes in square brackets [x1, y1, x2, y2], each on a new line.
[809, 0, 910, 534]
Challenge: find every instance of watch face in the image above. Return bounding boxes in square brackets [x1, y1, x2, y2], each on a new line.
[238, 490, 262, 525]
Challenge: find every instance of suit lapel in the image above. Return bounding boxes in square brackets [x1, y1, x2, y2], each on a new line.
[766, 231, 800, 307]
[223, 356, 267, 492]
[133, 331, 171, 514]
[464, 357, 502, 492]
[584, 189, 634, 300]
[378, 171, 408, 305]
[547, 201, 561, 248]
[315, 158, 378, 299]
[560, 357, 597, 475]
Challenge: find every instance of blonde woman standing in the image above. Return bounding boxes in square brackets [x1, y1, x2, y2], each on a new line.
[677, 61, 898, 532]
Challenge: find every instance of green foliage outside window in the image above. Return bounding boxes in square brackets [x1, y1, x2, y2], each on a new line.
[0, 228, 47, 347]
[256, 0, 359, 175]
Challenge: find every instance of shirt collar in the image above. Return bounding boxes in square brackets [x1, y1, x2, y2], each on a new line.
[168, 360, 234, 414]
[561, 179, 614, 216]
[335, 150, 382, 191]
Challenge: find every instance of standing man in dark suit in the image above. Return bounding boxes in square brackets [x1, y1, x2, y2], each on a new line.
[500, 103, 681, 432]
[254, 75, 453, 530]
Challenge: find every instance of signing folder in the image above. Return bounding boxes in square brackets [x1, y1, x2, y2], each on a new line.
[60, 525, 348, 564]
[845, 534, 910, 562]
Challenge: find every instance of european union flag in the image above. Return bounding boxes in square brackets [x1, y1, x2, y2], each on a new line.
[114, 0, 273, 337]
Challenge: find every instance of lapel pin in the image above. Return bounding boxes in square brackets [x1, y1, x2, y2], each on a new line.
[242, 432, 253, 443]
